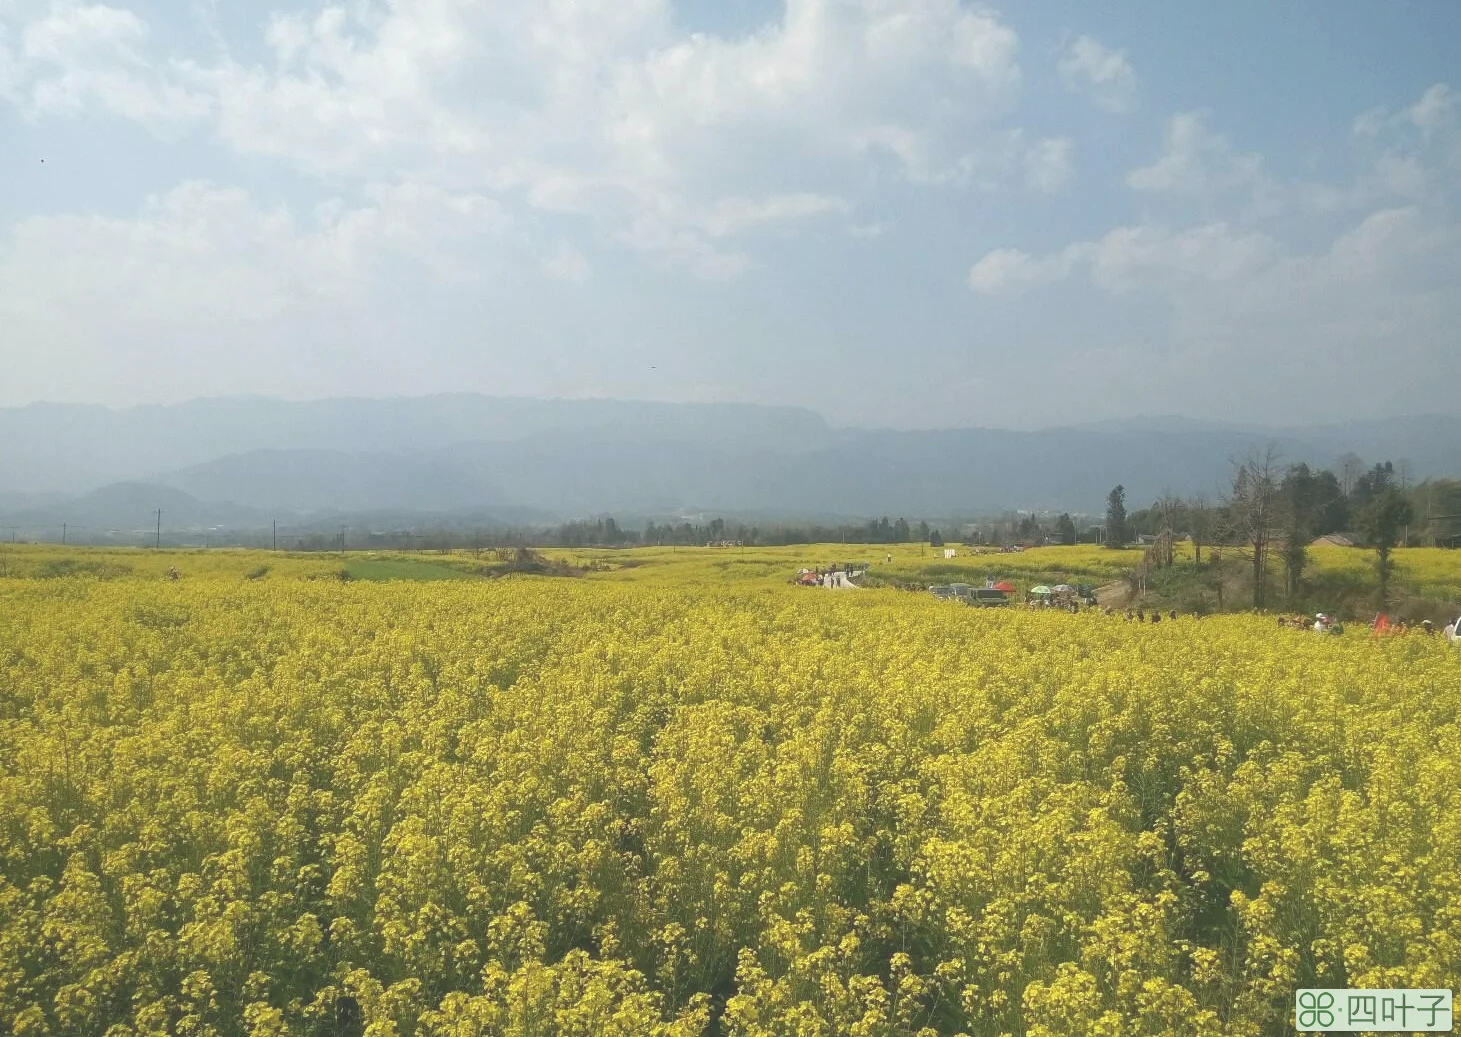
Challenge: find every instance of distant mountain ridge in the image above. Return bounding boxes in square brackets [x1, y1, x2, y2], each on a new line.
[0, 395, 838, 493]
[1, 396, 1457, 529]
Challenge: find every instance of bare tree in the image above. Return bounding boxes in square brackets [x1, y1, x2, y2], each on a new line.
[1396, 457, 1413, 491]
[1339, 453, 1366, 497]
[1223, 446, 1285, 609]
[1153, 490, 1183, 567]
[1186, 493, 1213, 566]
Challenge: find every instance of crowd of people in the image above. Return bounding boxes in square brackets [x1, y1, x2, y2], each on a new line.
[1099, 607, 1461, 640]
[1272, 611, 1461, 640]
[1285, 613, 1345, 635]
[1026, 597, 1088, 613]
[1016, 601, 1197, 622]
[1112, 607, 1182, 623]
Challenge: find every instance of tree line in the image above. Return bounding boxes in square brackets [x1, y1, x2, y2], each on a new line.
[267, 454, 1459, 586]
[1100, 454, 1448, 608]
[559, 516, 935, 548]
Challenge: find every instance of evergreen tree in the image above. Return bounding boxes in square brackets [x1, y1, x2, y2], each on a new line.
[1312, 469, 1349, 534]
[1361, 487, 1415, 603]
[1351, 462, 1395, 511]
[1056, 513, 1077, 545]
[1105, 485, 1129, 548]
[929, 529, 944, 548]
[1280, 464, 1319, 601]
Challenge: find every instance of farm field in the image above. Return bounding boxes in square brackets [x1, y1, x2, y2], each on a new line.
[5, 541, 1461, 605]
[557, 543, 1461, 609]
[548, 543, 1148, 591]
[1, 548, 1458, 1035]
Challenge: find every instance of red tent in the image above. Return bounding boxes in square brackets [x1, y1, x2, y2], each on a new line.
[993, 581, 1016, 593]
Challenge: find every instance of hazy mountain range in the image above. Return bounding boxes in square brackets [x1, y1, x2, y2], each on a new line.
[1, 396, 1457, 534]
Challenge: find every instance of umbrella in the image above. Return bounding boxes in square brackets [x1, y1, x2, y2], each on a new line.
[1029, 585, 1053, 596]
[1053, 584, 1075, 593]
[993, 581, 1016, 593]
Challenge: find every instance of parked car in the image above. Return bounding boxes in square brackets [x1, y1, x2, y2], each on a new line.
[966, 588, 1010, 607]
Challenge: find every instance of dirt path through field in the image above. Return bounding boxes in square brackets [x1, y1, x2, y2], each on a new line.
[1095, 581, 1130, 607]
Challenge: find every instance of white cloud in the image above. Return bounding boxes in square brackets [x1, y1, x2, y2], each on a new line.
[4, 0, 1027, 277]
[1373, 154, 1430, 199]
[542, 244, 589, 282]
[972, 82, 1461, 420]
[1350, 83, 1459, 149]
[1406, 83, 1459, 138]
[618, 215, 749, 281]
[969, 206, 1460, 417]
[0, 179, 512, 334]
[971, 219, 1304, 297]
[3, 184, 329, 326]
[0, 24, 19, 100]
[1351, 105, 1388, 139]
[968, 246, 1079, 293]
[848, 221, 890, 239]
[697, 194, 849, 237]
[1082, 222, 1279, 293]
[1307, 83, 1461, 213]
[970, 207, 1452, 315]
[1058, 35, 1137, 112]
[6, 1, 210, 125]
[1126, 112, 1266, 197]
[604, 0, 1021, 190]
[1023, 137, 1073, 192]
[0, 177, 535, 403]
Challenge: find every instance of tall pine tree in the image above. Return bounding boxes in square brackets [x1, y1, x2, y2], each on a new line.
[1105, 486, 1128, 548]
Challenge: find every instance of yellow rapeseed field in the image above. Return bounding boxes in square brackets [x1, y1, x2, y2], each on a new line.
[558, 544, 1146, 591]
[1307, 545, 1461, 603]
[0, 550, 1457, 1036]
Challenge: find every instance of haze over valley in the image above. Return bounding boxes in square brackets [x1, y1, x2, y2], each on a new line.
[2, 396, 1456, 534]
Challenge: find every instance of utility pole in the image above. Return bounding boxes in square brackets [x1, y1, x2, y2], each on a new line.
[340, 525, 346, 555]
[155, 510, 162, 549]
[273, 520, 277, 551]
[62, 523, 66, 545]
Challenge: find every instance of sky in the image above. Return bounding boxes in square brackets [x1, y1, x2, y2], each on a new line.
[1, 0, 1458, 429]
